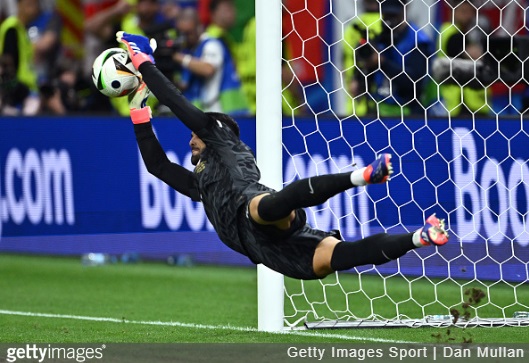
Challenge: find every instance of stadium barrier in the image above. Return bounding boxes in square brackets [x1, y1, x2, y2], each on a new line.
[0, 116, 527, 284]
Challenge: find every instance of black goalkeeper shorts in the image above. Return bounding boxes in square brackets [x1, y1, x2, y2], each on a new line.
[237, 202, 335, 280]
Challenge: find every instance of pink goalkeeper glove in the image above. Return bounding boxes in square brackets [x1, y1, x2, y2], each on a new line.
[116, 31, 157, 69]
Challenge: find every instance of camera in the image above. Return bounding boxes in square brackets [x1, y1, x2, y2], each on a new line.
[352, 24, 379, 71]
[432, 36, 529, 88]
[154, 36, 186, 78]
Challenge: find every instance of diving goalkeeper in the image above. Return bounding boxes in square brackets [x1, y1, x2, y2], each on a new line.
[117, 32, 449, 280]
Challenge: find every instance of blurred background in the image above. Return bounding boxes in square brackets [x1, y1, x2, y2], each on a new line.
[1, 0, 528, 118]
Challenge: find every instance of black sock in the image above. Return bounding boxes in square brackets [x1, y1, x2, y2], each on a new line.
[257, 173, 353, 221]
[330, 233, 416, 271]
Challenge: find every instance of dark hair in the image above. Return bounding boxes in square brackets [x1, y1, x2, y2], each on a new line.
[205, 112, 240, 138]
[209, 0, 233, 12]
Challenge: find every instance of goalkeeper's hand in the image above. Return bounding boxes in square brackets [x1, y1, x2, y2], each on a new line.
[116, 31, 157, 69]
[129, 81, 152, 124]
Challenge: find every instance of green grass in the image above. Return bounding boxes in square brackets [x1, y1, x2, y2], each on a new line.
[0, 254, 528, 343]
[284, 273, 529, 323]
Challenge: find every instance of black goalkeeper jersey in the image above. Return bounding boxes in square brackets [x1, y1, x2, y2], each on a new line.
[194, 121, 273, 254]
[134, 62, 273, 256]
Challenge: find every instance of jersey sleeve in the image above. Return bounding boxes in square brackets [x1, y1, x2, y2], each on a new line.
[138, 62, 212, 134]
[134, 122, 200, 201]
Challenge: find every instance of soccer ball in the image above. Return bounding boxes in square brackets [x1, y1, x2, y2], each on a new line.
[92, 48, 141, 98]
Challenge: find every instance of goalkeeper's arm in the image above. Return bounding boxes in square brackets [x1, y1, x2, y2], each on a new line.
[117, 31, 212, 133]
[134, 122, 200, 201]
[138, 62, 211, 133]
[129, 84, 200, 201]
[119, 32, 201, 201]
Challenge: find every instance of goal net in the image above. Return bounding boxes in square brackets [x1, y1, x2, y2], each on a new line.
[277, 0, 529, 329]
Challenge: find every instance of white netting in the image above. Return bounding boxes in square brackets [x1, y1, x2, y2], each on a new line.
[280, 0, 529, 328]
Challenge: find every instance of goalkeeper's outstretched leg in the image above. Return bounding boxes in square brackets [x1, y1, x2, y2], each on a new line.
[247, 153, 449, 278]
[312, 213, 449, 277]
[249, 153, 393, 228]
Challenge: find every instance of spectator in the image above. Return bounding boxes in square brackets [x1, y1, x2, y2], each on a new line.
[121, 0, 179, 59]
[83, 0, 132, 113]
[0, 0, 41, 115]
[30, 7, 62, 86]
[0, 0, 17, 22]
[197, 0, 254, 43]
[236, 15, 307, 116]
[237, 16, 256, 114]
[170, 7, 202, 87]
[28, 3, 69, 116]
[478, 0, 526, 115]
[342, 0, 381, 117]
[172, 1, 247, 115]
[84, 0, 132, 79]
[438, 0, 490, 116]
[354, 0, 434, 116]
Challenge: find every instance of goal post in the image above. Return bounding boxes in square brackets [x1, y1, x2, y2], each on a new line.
[255, 0, 284, 332]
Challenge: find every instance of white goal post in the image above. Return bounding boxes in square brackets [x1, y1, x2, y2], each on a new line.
[255, 0, 284, 332]
[256, 0, 529, 331]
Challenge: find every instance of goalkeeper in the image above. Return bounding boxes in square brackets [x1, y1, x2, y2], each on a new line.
[117, 32, 449, 280]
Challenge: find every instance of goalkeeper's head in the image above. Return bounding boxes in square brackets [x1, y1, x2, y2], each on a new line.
[205, 112, 240, 138]
[189, 112, 240, 165]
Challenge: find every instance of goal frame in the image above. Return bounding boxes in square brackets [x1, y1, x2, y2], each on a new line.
[255, 0, 284, 332]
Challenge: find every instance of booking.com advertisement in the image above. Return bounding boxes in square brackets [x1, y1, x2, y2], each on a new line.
[0, 116, 528, 283]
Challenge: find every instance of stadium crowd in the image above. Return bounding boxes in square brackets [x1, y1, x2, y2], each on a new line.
[0, 0, 527, 117]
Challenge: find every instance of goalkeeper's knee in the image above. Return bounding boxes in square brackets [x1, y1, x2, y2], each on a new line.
[257, 174, 353, 222]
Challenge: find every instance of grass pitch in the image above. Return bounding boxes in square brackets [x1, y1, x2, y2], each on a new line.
[0, 254, 527, 343]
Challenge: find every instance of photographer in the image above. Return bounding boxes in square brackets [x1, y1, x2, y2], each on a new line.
[437, 0, 489, 116]
[354, 0, 434, 116]
[343, 0, 381, 117]
[171, 0, 247, 115]
[0, 0, 41, 115]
